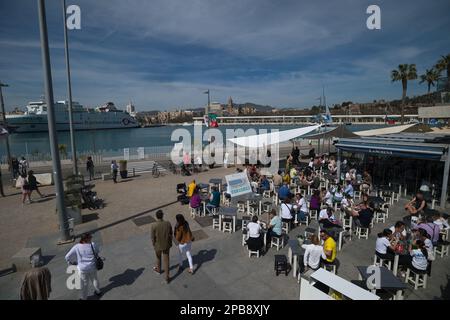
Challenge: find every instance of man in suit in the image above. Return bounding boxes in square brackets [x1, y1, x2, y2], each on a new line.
[151, 210, 173, 283]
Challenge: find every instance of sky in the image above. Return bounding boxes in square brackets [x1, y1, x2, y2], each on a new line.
[0, 0, 449, 111]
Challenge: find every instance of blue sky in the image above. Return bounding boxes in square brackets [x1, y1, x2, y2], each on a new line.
[0, 0, 449, 111]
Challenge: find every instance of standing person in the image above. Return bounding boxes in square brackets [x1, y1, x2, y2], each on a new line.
[174, 214, 194, 274]
[65, 233, 102, 300]
[86, 156, 95, 181]
[11, 157, 19, 179]
[18, 173, 31, 205]
[28, 170, 45, 199]
[151, 210, 173, 284]
[187, 179, 196, 198]
[320, 229, 337, 267]
[19, 156, 29, 176]
[111, 160, 118, 183]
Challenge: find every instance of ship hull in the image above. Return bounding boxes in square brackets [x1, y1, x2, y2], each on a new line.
[6, 114, 140, 133]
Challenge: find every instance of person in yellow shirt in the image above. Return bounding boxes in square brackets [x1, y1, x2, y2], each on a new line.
[187, 180, 196, 198]
[282, 172, 291, 185]
[320, 229, 337, 264]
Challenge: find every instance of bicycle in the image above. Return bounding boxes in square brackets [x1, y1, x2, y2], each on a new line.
[152, 163, 160, 178]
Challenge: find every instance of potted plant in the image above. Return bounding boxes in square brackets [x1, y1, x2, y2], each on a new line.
[119, 160, 128, 178]
[63, 174, 84, 225]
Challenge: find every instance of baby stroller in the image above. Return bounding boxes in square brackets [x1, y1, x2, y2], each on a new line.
[177, 183, 190, 205]
[81, 185, 104, 210]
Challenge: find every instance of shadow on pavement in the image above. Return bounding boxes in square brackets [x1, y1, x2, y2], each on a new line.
[192, 249, 217, 273]
[78, 200, 179, 237]
[90, 267, 145, 300]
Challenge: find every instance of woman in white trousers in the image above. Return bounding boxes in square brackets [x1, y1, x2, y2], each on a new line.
[65, 233, 102, 299]
[174, 214, 194, 274]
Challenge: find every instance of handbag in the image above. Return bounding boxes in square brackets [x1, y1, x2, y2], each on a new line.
[90, 243, 104, 270]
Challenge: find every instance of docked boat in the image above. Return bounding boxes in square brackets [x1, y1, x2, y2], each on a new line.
[6, 101, 139, 133]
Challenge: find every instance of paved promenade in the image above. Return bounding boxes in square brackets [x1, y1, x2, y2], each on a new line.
[0, 166, 449, 300]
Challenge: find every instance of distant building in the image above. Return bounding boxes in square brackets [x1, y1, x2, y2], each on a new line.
[126, 102, 136, 116]
[208, 102, 223, 115]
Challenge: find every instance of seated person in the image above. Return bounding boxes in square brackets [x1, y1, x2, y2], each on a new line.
[362, 171, 372, 193]
[418, 215, 440, 245]
[375, 229, 396, 261]
[189, 187, 202, 209]
[340, 194, 354, 215]
[259, 175, 270, 193]
[400, 240, 429, 274]
[280, 197, 295, 227]
[404, 191, 427, 216]
[320, 229, 337, 266]
[332, 186, 344, 204]
[272, 170, 283, 189]
[302, 235, 323, 272]
[187, 179, 196, 197]
[290, 167, 299, 184]
[246, 215, 264, 252]
[323, 189, 333, 206]
[432, 212, 449, 231]
[282, 171, 291, 185]
[343, 180, 354, 198]
[309, 190, 321, 211]
[278, 182, 291, 201]
[352, 201, 373, 229]
[416, 229, 434, 276]
[205, 186, 220, 214]
[293, 193, 308, 223]
[266, 209, 282, 248]
[389, 221, 407, 240]
[319, 207, 342, 239]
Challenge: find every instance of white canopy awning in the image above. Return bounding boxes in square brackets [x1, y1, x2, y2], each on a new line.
[227, 124, 321, 148]
[354, 124, 417, 137]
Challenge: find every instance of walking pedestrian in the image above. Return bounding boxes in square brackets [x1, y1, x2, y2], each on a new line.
[19, 156, 28, 176]
[18, 173, 31, 205]
[151, 210, 172, 283]
[11, 157, 19, 179]
[86, 156, 95, 181]
[111, 160, 118, 183]
[65, 233, 102, 300]
[28, 170, 45, 199]
[174, 214, 194, 274]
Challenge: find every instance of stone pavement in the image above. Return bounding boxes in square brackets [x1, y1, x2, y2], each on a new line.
[0, 166, 449, 300]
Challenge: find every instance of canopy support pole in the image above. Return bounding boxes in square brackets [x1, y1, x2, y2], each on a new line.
[337, 149, 341, 183]
[440, 146, 450, 208]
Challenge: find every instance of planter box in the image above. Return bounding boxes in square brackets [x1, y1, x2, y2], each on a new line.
[66, 206, 82, 225]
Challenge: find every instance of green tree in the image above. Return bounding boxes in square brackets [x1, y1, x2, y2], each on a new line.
[391, 64, 418, 124]
[419, 68, 440, 93]
[435, 53, 450, 79]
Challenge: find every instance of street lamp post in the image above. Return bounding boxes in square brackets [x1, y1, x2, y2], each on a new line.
[0, 82, 12, 173]
[62, 0, 78, 176]
[37, 0, 71, 243]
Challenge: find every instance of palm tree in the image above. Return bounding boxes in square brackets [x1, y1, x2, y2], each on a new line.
[391, 64, 418, 124]
[435, 54, 450, 79]
[419, 68, 439, 93]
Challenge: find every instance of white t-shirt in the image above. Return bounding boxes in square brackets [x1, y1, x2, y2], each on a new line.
[411, 249, 428, 270]
[340, 197, 349, 209]
[324, 191, 332, 206]
[302, 244, 323, 269]
[280, 203, 293, 219]
[247, 222, 261, 238]
[389, 226, 407, 237]
[299, 198, 308, 212]
[375, 237, 391, 254]
[319, 209, 328, 220]
[434, 219, 449, 231]
[65, 242, 100, 273]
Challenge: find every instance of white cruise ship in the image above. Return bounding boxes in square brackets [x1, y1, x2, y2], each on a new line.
[6, 101, 139, 133]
